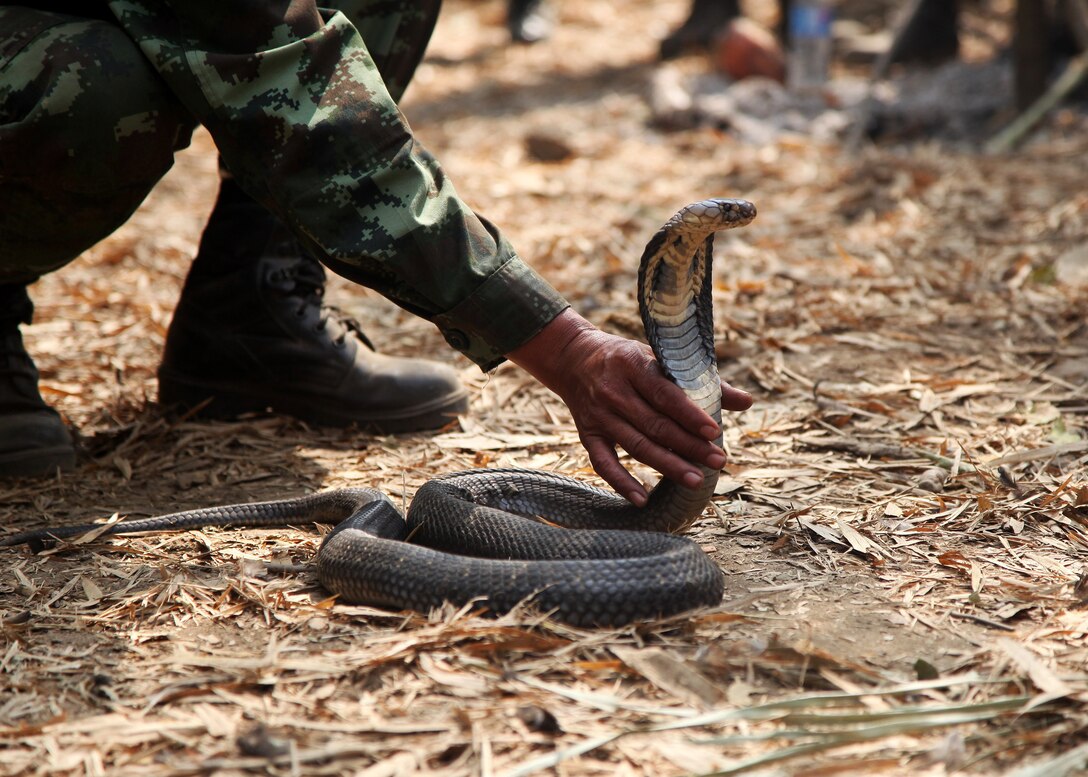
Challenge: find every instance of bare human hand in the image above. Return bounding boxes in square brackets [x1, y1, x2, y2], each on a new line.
[508, 308, 753, 505]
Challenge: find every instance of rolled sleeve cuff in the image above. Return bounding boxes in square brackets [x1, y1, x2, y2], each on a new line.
[433, 256, 570, 371]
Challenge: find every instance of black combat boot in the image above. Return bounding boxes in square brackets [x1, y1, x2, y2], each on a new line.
[508, 0, 553, 43]
[889, 0, 960, 65]
[659, 0, 741, 60]
[0, 284, 76, 477]
[158, 181, 469, 433]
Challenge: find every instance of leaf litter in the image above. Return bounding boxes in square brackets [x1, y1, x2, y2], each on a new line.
[3, 0, 1088, 775]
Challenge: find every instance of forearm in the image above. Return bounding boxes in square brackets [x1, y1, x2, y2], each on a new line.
[107, 0, 568, 368]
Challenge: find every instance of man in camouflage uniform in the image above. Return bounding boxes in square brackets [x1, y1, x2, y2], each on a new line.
[0, 1, 751, 504]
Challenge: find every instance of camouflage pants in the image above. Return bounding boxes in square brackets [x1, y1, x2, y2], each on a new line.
[0, 1, 440, 284]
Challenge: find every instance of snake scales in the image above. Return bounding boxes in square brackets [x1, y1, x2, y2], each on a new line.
[1, 199, 757, 627]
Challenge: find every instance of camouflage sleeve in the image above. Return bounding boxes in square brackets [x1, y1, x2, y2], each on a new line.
[105, 0, 569, 370]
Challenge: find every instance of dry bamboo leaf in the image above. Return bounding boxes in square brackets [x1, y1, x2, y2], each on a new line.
[417, 654, 491, 697]
[611, 646, 726, 709]
[937, 551, 972, 571]
[431, 432, 570, 451]
[833, 517, 880, 556]
[995, 638, 1073, 701]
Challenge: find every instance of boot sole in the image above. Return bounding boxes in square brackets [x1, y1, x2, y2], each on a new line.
[158, 375, 469, 434]
[0, 446, 76, 477]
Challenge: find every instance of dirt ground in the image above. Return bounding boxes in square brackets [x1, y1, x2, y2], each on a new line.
[3, 1, 1088, 775]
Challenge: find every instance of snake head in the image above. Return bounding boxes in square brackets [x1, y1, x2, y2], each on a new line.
[677, 199, 757, 231]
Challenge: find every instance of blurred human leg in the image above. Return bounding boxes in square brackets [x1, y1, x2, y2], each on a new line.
[0, 8, 195, 476]
[157, 0, 469, 432]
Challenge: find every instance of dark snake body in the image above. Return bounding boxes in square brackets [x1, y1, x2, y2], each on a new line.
[2, 199, 757, 627]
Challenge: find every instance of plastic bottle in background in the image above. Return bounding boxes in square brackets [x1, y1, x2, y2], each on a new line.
[787, 1, 834, 92]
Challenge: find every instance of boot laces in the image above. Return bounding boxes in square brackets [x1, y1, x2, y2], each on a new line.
[268, 261, 376, 351]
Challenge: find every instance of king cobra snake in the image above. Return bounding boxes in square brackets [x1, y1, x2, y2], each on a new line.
[1, 199, 757, 627]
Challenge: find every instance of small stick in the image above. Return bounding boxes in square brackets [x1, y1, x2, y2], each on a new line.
[986, 52, 1088, 153]
[950, 611, 1016, 632]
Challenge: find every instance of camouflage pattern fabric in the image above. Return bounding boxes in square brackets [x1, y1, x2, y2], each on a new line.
[0, 7, 198, 282]
[0, 2, 570, 369]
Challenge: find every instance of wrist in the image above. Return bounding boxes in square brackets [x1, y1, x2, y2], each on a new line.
[507, 308, 597, 391]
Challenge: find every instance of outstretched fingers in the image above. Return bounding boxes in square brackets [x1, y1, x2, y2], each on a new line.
[580, 358, 726, 496]
[634, 364, 723, 442]
[581, 434, 648, 506]
[722, 380, 754, 412]
[582, 419, 717, 505]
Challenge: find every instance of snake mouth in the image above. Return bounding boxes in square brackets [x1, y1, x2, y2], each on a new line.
[730, 199, 757, 221]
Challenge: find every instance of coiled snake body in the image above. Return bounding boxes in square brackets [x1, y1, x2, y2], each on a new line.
[2, 199, 757, 627]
